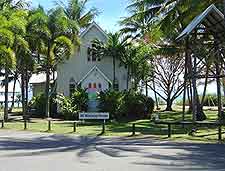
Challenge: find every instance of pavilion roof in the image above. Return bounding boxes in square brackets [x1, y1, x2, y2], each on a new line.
[177, 4, 225, 41]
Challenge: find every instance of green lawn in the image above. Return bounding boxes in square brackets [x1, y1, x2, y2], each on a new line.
[1, 107, 225, 142]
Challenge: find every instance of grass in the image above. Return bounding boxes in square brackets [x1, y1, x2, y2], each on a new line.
[1, 106, 225, 142]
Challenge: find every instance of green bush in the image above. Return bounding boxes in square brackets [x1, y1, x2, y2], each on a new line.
[98, 91, 123, 119]
[98, 90, 154, 121]
[28, 93, 46, 117]
[28, 93, 57, 118]
[55, 88, 88, 120]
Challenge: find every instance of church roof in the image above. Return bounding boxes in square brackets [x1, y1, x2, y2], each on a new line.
[79, 21, 108, 39]
[78, 66, 112, 85]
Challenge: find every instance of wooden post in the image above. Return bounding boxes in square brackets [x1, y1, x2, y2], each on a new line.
[168, 123, 171, 138]
[192, 53, 198, 121]
[132, 123, 136, 136]
[48, 119, 51, 131]
[73, 122, 77, 132]
[1, 120, 4, 128]
[102, 120, 105, 134]
[24, 119, 27, 130]
[214, 37, 222, 141]
[182, 38, 189, 123]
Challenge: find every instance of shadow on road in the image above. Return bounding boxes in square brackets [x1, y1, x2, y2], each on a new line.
[0, 134, 225, 170]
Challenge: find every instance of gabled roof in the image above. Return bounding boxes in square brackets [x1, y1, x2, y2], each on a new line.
[79, 21, 108, 39]
[177, 4, 225, 41]
[78, 66, 112, 85]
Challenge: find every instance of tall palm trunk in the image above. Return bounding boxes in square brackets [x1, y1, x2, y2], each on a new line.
[4, 68, 9, 121]
[45, 41, 51, 118]
[112, 55, 116, 90]
[25, 66, 29, 109]
[21, 70, 26, 118]
[145, 81, 148, 96]
[10, 74, 17, 110]
[126, 66, 130, 89]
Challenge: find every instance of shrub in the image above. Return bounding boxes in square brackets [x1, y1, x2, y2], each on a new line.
[28, 93, 46, 117]
[98, 90, 123, 119]
[55, 88, 88, 120]
[71, 88, 88, 112]
[98, 90, 154, 121]
[28, 93, 57, 118]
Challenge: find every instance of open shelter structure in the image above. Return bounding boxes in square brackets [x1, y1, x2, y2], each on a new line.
[177, 4, 225, 140]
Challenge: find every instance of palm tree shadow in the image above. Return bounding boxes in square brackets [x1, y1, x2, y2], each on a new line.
[0, 134, 225, 170]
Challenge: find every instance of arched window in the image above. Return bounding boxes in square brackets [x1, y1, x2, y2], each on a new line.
[87, 43, 101, 62]
[93, 83, 97, 89]
[98, 83, 102, 89]
[69, 78, 76, 96]
[88, 83, 92, 89]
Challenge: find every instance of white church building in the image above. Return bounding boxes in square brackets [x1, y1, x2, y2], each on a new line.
[30, 22, 129, 111]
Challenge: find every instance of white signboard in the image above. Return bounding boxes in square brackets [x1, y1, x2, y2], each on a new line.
[79, 113, 109, 120]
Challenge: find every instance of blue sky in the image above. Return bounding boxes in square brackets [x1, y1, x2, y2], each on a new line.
[30, 0, 130, 32]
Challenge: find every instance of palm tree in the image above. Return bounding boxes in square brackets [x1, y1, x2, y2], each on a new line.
[59, 0, 99, 29]
[0, 6, 29, 121]
[120, 0, 161, 39]
[28, 7, 79, 118]
[126, 0, 224, 40]
[92, 32, 130, 89]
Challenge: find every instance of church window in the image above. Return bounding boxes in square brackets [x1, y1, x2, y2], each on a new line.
[93, 83, 97, 89]
[88, 83, 92, 89]
[87, 43, 101, 62]
[98, 83, 102, 89]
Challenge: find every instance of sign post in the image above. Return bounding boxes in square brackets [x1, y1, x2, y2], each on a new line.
[79, 113, 109, 134]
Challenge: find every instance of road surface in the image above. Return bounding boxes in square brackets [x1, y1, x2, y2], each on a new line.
[0, 130, 225, 171]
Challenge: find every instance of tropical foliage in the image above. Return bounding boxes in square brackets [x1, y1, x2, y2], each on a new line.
[98, 90, 154, 121]
[91, 32, 131, 89]
[0, 0, 97, 121]
[55, 88, 88, 120]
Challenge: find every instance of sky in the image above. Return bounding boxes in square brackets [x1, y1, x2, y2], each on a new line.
[29, 0, 130, 32]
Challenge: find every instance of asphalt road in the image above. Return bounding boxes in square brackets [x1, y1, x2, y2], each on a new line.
[0, 130, 225, 171]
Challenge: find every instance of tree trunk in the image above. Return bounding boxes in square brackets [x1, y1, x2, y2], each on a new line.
[113, 55, 116, 90]
[10, 74, 17, 110]
[200, 67, 209, 107]
[25, 66, 29, 110]
[4, 68, 9, 121]
[187, 85, 193, 114]
[21, 71, 26, 118]
[152, 77, 159, 110]
[45, 41, 51, 118]
[145, 81, 148, 96]
[165, 98, 173, 111]
[126, 67, 129, 90]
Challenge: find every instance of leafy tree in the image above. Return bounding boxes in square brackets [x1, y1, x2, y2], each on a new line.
[148, 46, 185, 111]
[120, 0, 161, 39]
[58, 0, 99, 29]
[0, 6, 29, 120]
[28, 6, 79, 118]
[91, 32, 130, 89]
[122, 44, 153, 92]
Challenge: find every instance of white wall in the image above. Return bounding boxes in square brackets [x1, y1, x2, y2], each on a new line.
[57, 23, 129, 96]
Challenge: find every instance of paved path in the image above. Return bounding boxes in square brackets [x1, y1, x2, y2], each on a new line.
[0, 130, 225, 171]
